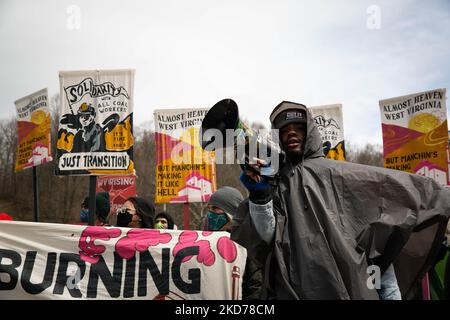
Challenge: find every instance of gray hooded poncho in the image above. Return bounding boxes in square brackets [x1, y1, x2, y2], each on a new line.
[232, 102, 450, 300]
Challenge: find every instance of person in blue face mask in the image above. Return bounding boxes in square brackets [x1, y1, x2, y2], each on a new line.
[80, 192, 110, 225]
[80, 202, 89, 223]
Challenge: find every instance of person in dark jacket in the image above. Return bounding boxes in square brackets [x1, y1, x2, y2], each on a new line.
[202, 187, 263, 300]
[232, 100, 450, 300]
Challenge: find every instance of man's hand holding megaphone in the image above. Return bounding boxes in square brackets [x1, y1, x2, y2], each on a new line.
[200, 98, 284, 179]
[240, 158, 273, 205]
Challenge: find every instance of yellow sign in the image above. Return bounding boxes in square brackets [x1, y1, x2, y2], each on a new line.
[380, 88, 449, 186]
[154, 109, 216, 204]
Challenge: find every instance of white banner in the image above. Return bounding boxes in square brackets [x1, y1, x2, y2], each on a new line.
[309, 104, 346, 160]
[0, 221, 246, 300]
[56, 69, 135, 175]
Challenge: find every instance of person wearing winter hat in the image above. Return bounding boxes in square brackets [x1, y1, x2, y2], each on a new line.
[202, 186, 244, 232]
[202, 187, 263, 300]
[80, 192, 111, 225]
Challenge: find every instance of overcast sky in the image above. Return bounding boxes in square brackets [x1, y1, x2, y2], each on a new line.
[1, 0, 449, 146]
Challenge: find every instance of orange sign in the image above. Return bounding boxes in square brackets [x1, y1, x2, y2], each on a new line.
[154, 109, 216, 204]
[15, 88, 52, 172]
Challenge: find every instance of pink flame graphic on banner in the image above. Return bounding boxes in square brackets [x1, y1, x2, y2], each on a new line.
[217, 236, 238, 263]
[115, 229, 172, 259]
[79, 227, 122, 264]
[173, 231, 215, 266]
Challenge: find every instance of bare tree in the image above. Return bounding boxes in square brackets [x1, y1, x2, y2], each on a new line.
[1, 108, 387, 227]
[346, 141, 384, 167]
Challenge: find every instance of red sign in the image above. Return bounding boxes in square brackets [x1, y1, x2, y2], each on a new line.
[96, 175, 137, 213]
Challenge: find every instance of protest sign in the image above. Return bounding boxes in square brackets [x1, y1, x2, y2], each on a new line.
[96, 175, 137, 213]
[15, 88, 52, 172]
[309, 104, 346, 160]
[380, 89, 448, 186]
[0, 221, 246, 300]
[154, 109, 216, 203]
[56, 70, 135, 175]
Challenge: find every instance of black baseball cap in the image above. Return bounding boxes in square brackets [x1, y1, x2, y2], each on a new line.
[270, 101, 307, 129]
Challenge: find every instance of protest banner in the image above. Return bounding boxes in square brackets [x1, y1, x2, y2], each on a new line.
[96, 175, 137, 214]
[0, 221, 246, 300]
[56, 70, 135, 176]
[15, 88, 52, 172]
[154, 109, 216, 204]
[309, 104, 346, 160]
[379, 88, 448, 186]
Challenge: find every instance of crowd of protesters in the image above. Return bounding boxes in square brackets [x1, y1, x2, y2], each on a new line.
[1, 99, 449, 301]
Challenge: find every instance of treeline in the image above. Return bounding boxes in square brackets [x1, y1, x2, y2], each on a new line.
[0, 95, 383, 227]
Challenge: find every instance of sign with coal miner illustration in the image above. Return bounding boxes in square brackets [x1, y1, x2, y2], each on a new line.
[309, 104, 346, 160]
[15, 88, 53, 172]
[154, 108, 216, 204]
[380, 88, 449, 186]
[56, 70, 135, 175]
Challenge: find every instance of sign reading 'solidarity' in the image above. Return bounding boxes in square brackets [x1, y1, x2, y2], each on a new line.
[56, 70, 135, 175]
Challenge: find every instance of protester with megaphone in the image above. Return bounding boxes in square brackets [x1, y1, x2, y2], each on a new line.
[200, 99, 450, 300]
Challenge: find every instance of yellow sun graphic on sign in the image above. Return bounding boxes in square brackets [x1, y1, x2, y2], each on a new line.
[31, 110, 47, 125]
[408, 113, 440, 133]
[179, 127, 200, 146]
